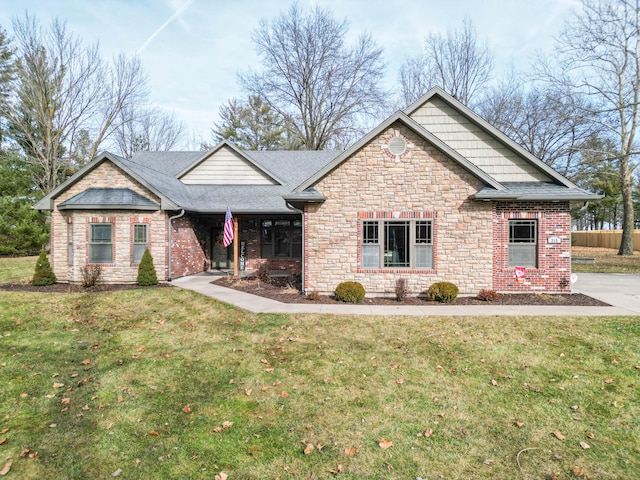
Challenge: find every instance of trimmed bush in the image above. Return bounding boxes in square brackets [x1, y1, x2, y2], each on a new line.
[477, 289, 499, 302]
[32, 248, 56, 286]
[81, 264, 102, 288]
[427, 281, 459, 303]
[334, 281, 366, 303]
[137, 248, 158, 286]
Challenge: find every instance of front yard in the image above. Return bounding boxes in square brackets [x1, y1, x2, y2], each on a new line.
[1, 284, 638, 479]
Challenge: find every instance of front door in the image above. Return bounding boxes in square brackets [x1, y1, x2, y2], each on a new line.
[211, 226, 234, 270]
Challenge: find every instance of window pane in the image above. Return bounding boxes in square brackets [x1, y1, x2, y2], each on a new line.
[415, 221, 432, 244]
[291, 224, 302, 258]
[274, 227, 291, 256]
[415, 244, 433, 269]
[509, 245, 536, 267]
[91, 224, 112, 242]
[90, 244, 112, 263]
[362, 221, 378, 244]
[384, 222, 409, 267]
[362, 245, 379, 268]
[133, 244, 146, 263]
[134, 224, 147, 244]
[510, 220, 536, 243]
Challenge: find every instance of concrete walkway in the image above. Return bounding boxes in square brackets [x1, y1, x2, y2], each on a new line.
[171, 272, 640, 316]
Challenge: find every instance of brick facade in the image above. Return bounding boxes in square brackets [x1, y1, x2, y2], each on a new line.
[51, 162, 168, 284]
[492, 202, 572, 292]
[304, 123, 494, 296]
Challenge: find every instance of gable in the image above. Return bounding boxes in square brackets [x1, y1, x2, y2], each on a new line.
[179, 145, 278, 185]
[409, 96, 551, 182]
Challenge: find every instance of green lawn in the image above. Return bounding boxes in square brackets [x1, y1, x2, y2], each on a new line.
[1, 286, 639, 479]
[0, 256, 37, 283]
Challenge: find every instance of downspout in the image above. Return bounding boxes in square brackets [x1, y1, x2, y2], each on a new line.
[285, 202, 305, 294]
[167, 209, 185, 282]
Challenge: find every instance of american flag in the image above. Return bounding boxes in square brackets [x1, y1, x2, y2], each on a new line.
[223, 206, 234, 247]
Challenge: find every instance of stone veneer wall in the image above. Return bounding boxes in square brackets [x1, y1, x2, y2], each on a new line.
[304, 123, 494, 296]
[51, 162, 167, 283]
[492, 201, 572, 292]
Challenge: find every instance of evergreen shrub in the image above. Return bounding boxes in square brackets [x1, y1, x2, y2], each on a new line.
[334, 281, 366, 303]
[136, 248, 158, 286]
[427, 281, 459, 303]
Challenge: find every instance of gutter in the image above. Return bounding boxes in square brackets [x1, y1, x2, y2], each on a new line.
[167, 209, 185, 282]
[285, 201, 305, 295]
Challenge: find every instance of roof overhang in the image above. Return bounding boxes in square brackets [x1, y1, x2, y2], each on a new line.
[33, 152, 179, 211]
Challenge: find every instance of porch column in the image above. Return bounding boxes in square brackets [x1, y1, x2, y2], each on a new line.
[233, 217, 239, 276]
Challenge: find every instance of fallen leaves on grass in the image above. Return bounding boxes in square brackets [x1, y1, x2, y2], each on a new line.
[214, 473, 228, 480]
[148, 430, 159, 436]
[0, 438, 6, 445]
[344, 447, 356, 455]
[329, 464, 343, 474]
[552, 431, 566, 441]
[303, 443, 314, 455]
[579, 441, 591, 449]
[53, 382, 64, 389]
[182, 405, 192, 413]
[573, 466, 584, 476]
[378, 438, 393, 449]
[0, 462, 11, 476]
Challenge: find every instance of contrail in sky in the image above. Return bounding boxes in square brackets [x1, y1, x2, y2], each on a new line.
[137, 0, 193, 55]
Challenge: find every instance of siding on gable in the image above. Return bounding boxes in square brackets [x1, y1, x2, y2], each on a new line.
[410, 97, 551, 182]
[180, 145, 277, 185]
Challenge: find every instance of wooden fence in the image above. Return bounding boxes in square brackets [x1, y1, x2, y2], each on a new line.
[572, 230, 640, 251]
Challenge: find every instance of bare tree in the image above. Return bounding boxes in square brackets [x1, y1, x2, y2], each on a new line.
[479, 77, 599, 178]
[113, 106, 184, 158]
[0, 14, 147, 193]
[538, 0, 640, 255]
[399, 17, 493, 107]
[239, 3, 387, 150]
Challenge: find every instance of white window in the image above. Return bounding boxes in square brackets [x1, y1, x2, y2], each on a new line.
[361, 219, 433, 269]
[89, 224, 113, 264]
[508, 219, 537, 267]
[133, 224, 148, 263]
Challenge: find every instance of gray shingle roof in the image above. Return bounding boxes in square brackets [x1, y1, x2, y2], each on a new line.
[58, 188, 160, 210]
[473, 182, 602, 201]
[122, 150, 341, 213]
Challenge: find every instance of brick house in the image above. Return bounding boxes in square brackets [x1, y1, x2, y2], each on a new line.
[35, 87, 600, 295]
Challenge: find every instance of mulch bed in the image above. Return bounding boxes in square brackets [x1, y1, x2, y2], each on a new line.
[0, 277, 609, 307]
[212, 276, 610, 307]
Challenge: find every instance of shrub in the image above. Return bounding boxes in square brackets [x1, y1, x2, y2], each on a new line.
[395, 278, 408, 302]
[427, 281, 459, 303]
[306, 290, 321, 301]
[334, 281, 366, 303]
[477, 289, 499, 302]
[81, 264, 102, 288]
[137, 248, 158, 286]
[31, 248, 56, 286]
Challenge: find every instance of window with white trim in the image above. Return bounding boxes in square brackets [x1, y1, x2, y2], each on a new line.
[508, 219, 537, 267]
[361, 219, 433, 269]
[133, 224, 148, 263]
[89, 223, 113, 264]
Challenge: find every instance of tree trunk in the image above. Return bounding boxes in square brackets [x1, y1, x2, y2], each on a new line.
[617, 159, 635, 255]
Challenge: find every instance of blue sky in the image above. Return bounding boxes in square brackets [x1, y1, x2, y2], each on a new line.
[0, 0, 579, 146]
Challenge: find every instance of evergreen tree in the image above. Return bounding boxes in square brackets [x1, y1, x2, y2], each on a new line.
[136, 248, 158, 286]
[31, 248, 56, 286]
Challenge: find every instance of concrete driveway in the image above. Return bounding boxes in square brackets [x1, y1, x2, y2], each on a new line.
[573, 273, 640, 314]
